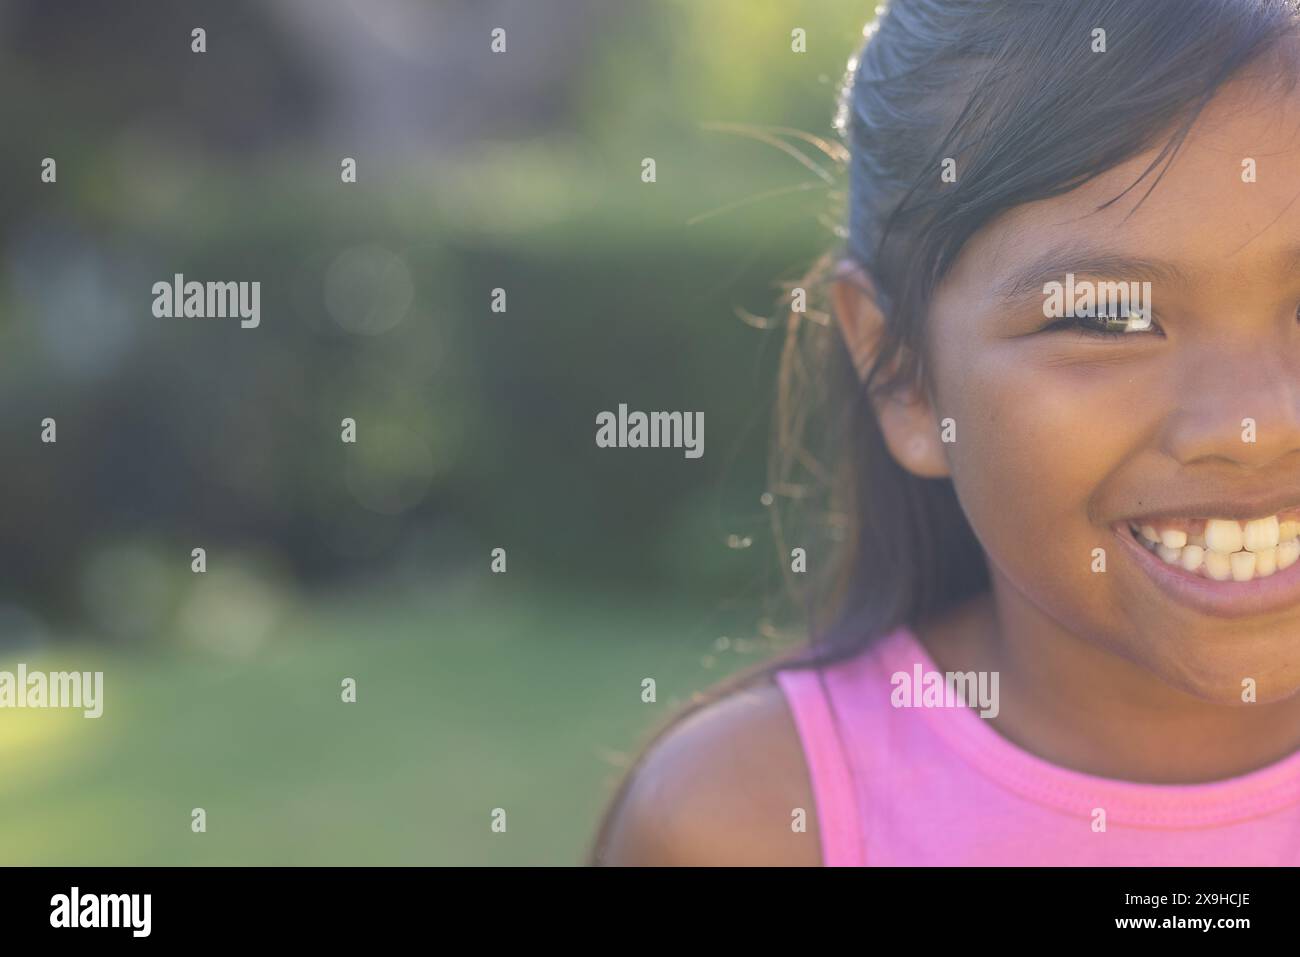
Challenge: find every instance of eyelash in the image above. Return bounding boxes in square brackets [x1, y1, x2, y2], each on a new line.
[1043, 301, 1300, 338]
[1043, 311, 1164, 339]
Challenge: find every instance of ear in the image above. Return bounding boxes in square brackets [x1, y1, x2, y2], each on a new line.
[832, 260, 950, 479]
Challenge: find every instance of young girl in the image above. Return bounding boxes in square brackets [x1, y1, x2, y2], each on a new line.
[592, 0, 1300, 866]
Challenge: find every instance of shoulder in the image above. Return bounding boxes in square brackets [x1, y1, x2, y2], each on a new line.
[595, 673, 822, 866]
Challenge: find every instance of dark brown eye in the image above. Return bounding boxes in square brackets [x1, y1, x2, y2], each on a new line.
[1045, 304, 1160, 339]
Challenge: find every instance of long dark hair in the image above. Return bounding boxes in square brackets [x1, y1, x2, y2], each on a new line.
[590, 0, 1300, 862]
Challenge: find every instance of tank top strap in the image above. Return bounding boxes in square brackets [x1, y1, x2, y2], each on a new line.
[774, 628, 919, 866]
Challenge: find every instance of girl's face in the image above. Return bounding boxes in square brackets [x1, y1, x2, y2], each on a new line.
[926, 72, 1300, 704]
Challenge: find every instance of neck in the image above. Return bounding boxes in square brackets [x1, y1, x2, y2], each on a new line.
[915, 580, 1300, 783]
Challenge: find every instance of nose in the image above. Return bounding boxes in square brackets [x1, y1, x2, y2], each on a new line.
[1161, 341, 1300, 470]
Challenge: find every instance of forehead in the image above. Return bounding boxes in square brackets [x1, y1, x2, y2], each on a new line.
[950, 69, 1300, 293]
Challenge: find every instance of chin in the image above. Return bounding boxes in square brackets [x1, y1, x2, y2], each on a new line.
[1140, 634, 1300, 706]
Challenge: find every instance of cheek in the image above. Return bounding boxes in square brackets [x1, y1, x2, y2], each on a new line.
[933, 346, 1146, 591]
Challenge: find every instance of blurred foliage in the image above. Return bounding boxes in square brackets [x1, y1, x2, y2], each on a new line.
[0, 0, 869, 629]
[0, 0, 872, 863]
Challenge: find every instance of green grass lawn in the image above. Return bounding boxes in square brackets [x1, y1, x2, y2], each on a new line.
[0, 575, 764, 865]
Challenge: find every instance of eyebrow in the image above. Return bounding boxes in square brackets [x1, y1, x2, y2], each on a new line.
[993, 245, 1190, 305]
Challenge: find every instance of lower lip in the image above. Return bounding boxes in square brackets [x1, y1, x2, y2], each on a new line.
[1112, 525, 1300, 619]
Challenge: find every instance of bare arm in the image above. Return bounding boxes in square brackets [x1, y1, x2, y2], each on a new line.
[595, 679, 822, 866]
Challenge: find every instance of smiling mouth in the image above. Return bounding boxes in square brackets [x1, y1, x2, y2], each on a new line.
[1126, 513, 1300, 583]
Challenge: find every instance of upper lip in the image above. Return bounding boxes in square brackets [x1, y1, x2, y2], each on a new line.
[1117, 491, 1300, 524]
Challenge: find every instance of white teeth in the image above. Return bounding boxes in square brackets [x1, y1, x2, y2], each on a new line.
[1243, 516, 1280, 552]
[1202, 549, 1232, 581]
[1161, 529, 1188, 549]
[1204, 519, 1244, 554]
[1230, 551, 1257, 582]
[1279, 541, 1300, 571]
[1130, 513, 1300, 583]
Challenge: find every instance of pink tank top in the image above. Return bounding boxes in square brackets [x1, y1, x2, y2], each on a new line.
[774, 626, 1300, 865]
